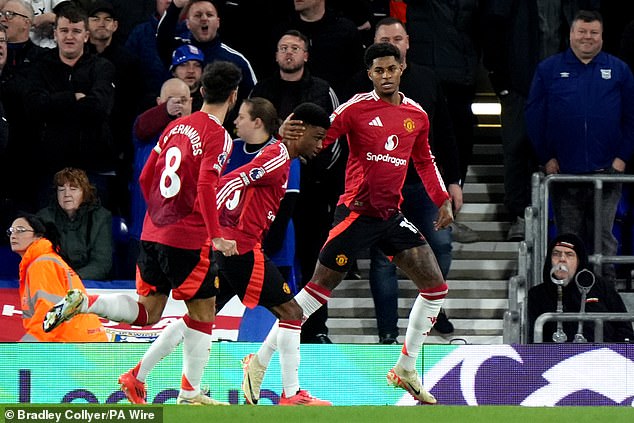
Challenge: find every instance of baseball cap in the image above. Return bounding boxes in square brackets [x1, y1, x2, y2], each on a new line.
[170, 44, 205, 72]
[88, 1, 116, 19]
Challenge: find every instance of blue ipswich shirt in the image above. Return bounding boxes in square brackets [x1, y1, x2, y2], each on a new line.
[224, 137, 300, 268]
[526, 49, 634, 174]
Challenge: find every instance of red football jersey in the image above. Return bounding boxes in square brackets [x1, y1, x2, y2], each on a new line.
[140, 111, 233, 249]
[326, 91, 448, 219]
[216, 141, 290, 254]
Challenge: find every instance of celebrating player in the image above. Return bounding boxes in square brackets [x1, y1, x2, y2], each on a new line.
[242, 43, 453, 405]
[217, 102, 332, 405]
[43, 61, 242, 405]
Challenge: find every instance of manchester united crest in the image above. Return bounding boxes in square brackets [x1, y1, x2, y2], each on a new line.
[403, 118, 415, 132]
[335, 254, 348, 267]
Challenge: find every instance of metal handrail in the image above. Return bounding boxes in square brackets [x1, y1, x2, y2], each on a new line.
[533, 312, 634, 343]
[536, 173, 634, 289]
[505, 172, 634, 343]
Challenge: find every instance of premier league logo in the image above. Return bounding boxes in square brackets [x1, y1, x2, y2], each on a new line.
[249, 167, 265, 181]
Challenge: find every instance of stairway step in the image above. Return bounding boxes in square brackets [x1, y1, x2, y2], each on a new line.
[333, 279, 509, 299]
[451, 241, 519, 260]
[451, 221, 514, 242]
[328, 297, 508, 319]
[470, 144, 503, 165]
[457, 203, 509, 221]
[466, 164, 504, 184]
[327, 334, 504, 345]
[327, 317, 503, 332]
[462, 183, 505, 203]
[448, 258, 517, 280]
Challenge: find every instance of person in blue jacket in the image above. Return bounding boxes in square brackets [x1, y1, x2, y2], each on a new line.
[526, 9, 634, 279]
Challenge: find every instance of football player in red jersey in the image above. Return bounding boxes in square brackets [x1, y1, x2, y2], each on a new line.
[213, 102, 332, 405]
[45, 61, 242, 405]
[243, 43, 454, 405]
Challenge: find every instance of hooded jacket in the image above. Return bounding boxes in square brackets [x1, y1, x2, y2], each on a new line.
[18, 238, 107, 342]
[527, 233, 634, 342]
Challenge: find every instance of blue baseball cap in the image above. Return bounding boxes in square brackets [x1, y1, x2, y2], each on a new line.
[170, 45, 205, 72]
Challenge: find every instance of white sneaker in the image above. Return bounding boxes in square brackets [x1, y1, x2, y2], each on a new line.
[176, 389, 229, 405]
[43, 289, 87, 332]
[387, 365, 437, 404]
[241, 353, 266, 404]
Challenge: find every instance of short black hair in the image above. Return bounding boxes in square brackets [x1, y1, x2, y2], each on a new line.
[573, 9, 603, 26]
[280, 30, 310, 50]
[292, 102, 330, 130]
[375, 16, 405, 33]
[15, 212, 63, 254]
[54, 3, 88, 27]
[201, 61, 242, 105]
[364, 42, 401, 69]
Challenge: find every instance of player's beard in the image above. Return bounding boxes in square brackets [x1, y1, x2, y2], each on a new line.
[279, 62, 304, 75]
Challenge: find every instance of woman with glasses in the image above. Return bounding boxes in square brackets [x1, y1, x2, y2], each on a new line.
[8, 212, 107, 341]
[37, 167, 113, 280]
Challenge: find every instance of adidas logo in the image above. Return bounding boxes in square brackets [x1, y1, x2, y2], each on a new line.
[369, 116, 383, 127]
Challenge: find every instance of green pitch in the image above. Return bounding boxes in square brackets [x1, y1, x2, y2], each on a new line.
[3, 405, 634, 423]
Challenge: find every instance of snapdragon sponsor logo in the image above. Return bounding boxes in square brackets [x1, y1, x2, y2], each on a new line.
[366, 151, 407, 167]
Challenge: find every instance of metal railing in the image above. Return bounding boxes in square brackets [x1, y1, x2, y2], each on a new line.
[504, 172, 634, 343]
[533, 312, 634, 343]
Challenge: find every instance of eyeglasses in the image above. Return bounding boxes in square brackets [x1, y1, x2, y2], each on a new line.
[0, 10, 30, 20]
[277, 45, 306, 54]
[551, 250, 576, 259]
[6, 226, 34, 236]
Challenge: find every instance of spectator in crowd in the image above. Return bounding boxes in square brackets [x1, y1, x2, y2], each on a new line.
[527, 232, 634, 342]
[526, 10, 634, 279]
[242, 43, 452, 405]
[170, 44, 204, 111]
[37, 167, 113, 281]
[0, 0, 45, 214]
[27, 0, 66, 48]
[26, 4, 116, 209]
[224, 97, 299, 285]
[251, 29, 341, 343]
[87, 0, 143, 217]
[275, 0, 365, 100]
[44, 61, 242, 406]
[124, 0, 175, 109]
[346, 17, 461, 342]
[156, 0, 257, 132]
[482, 0, 572, 241]
[129, 77, 192, 242]
[330, 0, 373, 47]
[405, 0, 482, 243]
[0, 26, 8, 156]
[9, 212, 108, 342]
[217, 0, 292, 76]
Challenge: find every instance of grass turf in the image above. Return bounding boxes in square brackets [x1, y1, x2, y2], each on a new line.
[3, 405, 634, 423]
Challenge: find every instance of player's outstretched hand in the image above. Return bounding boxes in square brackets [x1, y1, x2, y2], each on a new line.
[280, 112, 305, 141]
[434, 199, 454, 231]
[212, 238, 238, 256]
